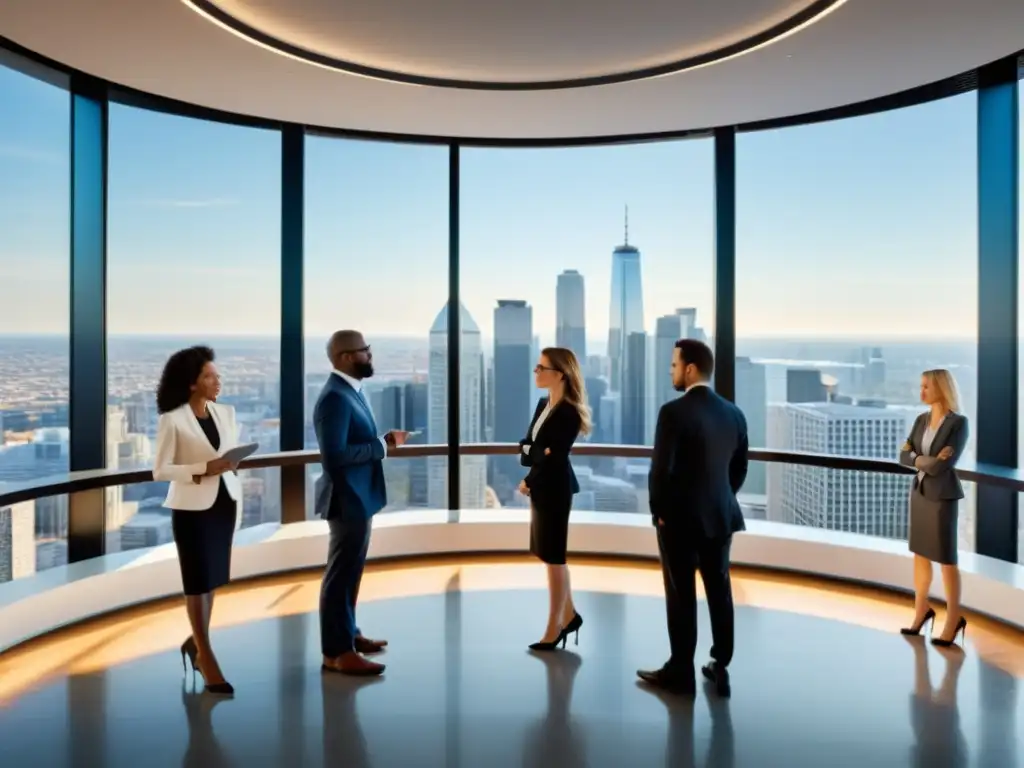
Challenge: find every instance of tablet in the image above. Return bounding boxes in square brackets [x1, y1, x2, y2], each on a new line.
[220, 442, 259, 464]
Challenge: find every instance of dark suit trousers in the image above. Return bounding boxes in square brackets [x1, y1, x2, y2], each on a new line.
[320, 515, 371, 657]
[657, 523, 735, 674]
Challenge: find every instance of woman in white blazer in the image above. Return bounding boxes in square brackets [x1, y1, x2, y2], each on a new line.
[153, 345, 241, 695]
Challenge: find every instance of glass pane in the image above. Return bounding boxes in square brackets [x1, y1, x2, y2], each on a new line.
[460, 141, 714, 511]
[736, 93, 978, 548]
[743, 464, 977, 553]
[0, 63, 70, 581]
[106, 104, 281, 552]
[303, 136, 448, 515]
[1019, 79, 1024, 564]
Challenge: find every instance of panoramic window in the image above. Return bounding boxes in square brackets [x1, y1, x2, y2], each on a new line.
[304, 136, 448, 516]
[0, 61, 70, 581]
[1018, 78, 1024, 563]
[106, 104, 281, 551]
[460, 140, 714, 512]
[736, 92, 979, 547]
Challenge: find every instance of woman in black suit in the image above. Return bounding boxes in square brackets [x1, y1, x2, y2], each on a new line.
[518, 347, 591, 651]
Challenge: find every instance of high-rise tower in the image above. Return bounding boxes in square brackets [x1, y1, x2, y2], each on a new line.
[607, 206, 645, 393]
[556, 270, 586, 359]
[492, 300, 533, 501]
[428, 301, 486, 509]
[608, 206, 646, 445]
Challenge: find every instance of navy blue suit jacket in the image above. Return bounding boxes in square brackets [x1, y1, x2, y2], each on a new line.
[313, 374, 388, 522]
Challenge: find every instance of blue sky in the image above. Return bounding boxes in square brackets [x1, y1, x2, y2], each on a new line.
[0, 62, 1012, 342]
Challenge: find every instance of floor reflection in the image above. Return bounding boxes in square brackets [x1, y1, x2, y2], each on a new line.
[181, 685, 233, 768]
[906, 637, 967, 767]
[639, 679, 735, 768]
[522, 651, 586, 768]
[0, 560, 1023, 766]
[320, 675, 379, 768]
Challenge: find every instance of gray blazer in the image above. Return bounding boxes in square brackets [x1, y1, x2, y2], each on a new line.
[898, 412, 969, 501]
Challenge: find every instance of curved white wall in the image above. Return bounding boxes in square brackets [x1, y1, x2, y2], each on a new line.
[2, 510, 1023, 653]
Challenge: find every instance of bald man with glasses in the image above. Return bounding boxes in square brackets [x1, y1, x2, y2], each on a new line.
[314, 330, 409, 676]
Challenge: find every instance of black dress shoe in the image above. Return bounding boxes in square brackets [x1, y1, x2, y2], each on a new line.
[637, 668, 696, 696]
[701, 661, 731, 697]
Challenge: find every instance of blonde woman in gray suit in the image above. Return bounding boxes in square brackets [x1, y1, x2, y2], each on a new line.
[898, 369, 969, 648]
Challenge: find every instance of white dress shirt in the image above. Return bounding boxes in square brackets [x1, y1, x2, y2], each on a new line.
[331, 369, 388, 457]
[523, 399, 555, 456]
[917, 413, 947, 483]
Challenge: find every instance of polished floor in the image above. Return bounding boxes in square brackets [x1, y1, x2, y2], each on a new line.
[1, 557, 1022, 767]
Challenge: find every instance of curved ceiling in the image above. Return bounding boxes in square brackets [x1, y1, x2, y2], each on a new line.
[186, 0, 840, 88]
[0, 0, 1021, 139]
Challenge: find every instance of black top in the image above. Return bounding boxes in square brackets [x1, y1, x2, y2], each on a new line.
[649, 386, 748, 539]
[520, 398, 582, 496]
[197, 413, 221, 451]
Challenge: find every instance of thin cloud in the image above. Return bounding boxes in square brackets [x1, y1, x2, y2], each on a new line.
[132, 197, 240, 209]
[0, 143, 63, 164]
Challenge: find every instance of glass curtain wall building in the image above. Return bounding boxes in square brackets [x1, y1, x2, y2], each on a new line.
[0, 42, 1020, 582]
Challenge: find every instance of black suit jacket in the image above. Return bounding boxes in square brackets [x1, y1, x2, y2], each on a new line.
[649, 385, 748, 539]
[519, 398, 582, 497]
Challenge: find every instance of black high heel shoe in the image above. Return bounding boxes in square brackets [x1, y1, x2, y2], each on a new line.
[181, 637, 198, 674]
[193, 649, 235, 696]
[529, 628, 567, 652]
[563, 612, 583, 645]
[900, 608, 936, 636]
[931, 616, 968, 648]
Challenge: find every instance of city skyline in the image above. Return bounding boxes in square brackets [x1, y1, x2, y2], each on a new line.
[0, 65, 1001, 341]
[0, 56, 1021, 581]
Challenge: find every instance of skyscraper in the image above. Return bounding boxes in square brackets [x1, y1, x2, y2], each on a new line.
[607, 207, 644, 393]
[787, 369, 829, 403]
[370, 384, 404, 433]
[0, 499, 34, 582]
[653, 308, 699, 410]
[556, 270, 586, 359]
[403, 380, 429, 506]
[428, 301, 486, 509]
[767, 402, 913, 538]
[492, 300, 533, 502]
[621, 331, 647, 445]
[735, 357, 767, 495]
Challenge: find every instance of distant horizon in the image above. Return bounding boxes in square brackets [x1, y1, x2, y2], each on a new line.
[0, 332, 981, 342]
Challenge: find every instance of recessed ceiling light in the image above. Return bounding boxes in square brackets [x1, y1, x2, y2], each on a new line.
[180, 0, 848, 90]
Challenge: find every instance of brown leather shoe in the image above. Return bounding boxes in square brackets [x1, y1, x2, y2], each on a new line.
[322, 652, 385, 677]
[354, 635, 388, 654]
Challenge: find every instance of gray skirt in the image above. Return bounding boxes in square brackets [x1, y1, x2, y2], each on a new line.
[908, 489, 958, 565]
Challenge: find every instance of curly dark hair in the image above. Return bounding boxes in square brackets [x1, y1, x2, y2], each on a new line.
[156, 346, 215, 414]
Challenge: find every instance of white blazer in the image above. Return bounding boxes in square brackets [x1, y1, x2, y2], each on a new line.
[153, 402, 243, 511]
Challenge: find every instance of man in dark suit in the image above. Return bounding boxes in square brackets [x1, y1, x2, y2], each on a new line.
[638, 339, 748, 697]
[315, 330, 408, 676]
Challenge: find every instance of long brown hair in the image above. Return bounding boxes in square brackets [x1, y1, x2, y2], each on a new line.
[541, 347, 592, 436]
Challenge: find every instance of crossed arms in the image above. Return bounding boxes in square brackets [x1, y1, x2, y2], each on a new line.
[899, 416, 968, 476]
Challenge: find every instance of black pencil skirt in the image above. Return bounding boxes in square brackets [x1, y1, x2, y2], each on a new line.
[172, 480, 239, 596]
[530, 491, 573, 565]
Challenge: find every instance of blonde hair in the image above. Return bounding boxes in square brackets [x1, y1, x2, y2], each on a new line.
[541, 347, 592, 436]
[923, 368, 961, 413]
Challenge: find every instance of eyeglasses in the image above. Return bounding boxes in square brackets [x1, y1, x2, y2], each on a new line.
[534, 365, 560, 374]
[341, 346, 371, 356]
